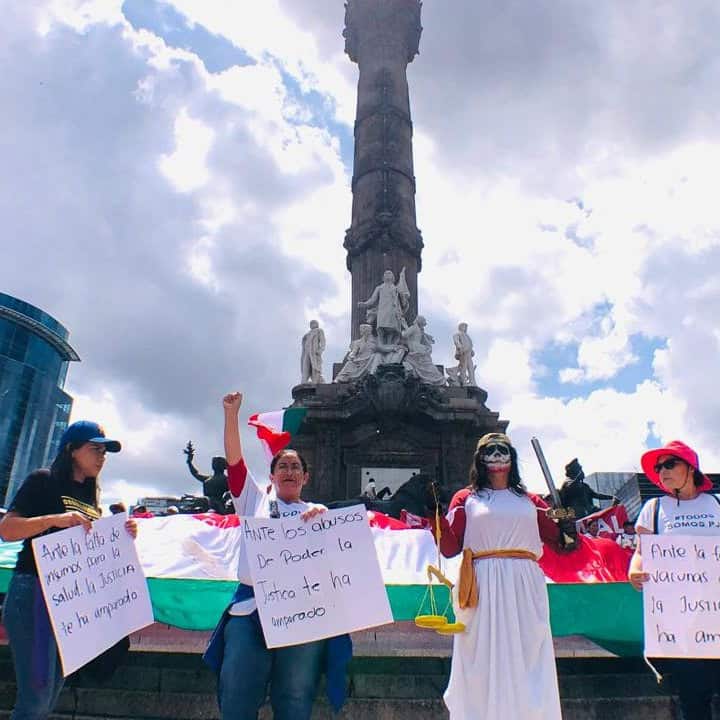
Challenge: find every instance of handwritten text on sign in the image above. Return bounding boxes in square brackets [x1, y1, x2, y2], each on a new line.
[244, 505, 393, 648]
[643, 534, 720, 658]
[32, 514, 154, 676]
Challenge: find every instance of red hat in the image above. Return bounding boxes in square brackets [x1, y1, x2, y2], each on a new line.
[641, 440, 713, 494]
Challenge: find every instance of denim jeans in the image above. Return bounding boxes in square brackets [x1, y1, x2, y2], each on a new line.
[218, 612, 324, 720]
[2, 573, 65, 720]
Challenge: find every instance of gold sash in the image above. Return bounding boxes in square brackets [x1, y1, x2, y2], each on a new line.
[457, 548, 538, 609]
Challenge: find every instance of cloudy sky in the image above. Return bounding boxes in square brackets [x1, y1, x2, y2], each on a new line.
[4, 0, 720, 504]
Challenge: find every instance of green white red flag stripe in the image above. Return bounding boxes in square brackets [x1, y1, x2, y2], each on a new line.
[0, 511, 641, 655]
[247, 408, 307, 459]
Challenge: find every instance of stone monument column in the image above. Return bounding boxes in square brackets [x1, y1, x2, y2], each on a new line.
[287, 2, 507, 504]
[343, 0, 424, 340]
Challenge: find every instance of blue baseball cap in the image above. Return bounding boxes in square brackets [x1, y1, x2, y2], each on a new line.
[59, 421, 121, 453]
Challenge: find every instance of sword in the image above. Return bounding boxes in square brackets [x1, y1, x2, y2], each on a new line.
[530, 437, 564, 510]
[530, 437, 577, 550]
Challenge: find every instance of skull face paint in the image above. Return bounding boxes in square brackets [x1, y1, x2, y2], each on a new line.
[482, 443, 512, 473]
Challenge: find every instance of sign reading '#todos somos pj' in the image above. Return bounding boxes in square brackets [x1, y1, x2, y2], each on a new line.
[643, 535, 720, 658]
[32, 514, 154, 676]
[243, 505, 393, 648]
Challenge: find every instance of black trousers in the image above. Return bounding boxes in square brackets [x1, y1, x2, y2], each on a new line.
[653, 658, 720, 720]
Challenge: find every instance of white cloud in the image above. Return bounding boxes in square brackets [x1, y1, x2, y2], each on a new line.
[37, 0, 124, 34]
[164, 0, 356, 122]
[5, 0, 720, 509]
[159, 108, 214, 192]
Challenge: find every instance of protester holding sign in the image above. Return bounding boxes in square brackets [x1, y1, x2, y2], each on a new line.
[0, 420, 136, 720]
[204, 392, 337, 720]
[629, 440, 719, 720]
[434, 433, 562, 720]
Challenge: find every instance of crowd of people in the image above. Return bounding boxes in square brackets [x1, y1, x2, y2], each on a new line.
[0, 398, 716, 719]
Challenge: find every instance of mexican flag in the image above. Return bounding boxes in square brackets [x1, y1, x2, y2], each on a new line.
[248, 408, 307, 460]
[0, 511, 642, 656]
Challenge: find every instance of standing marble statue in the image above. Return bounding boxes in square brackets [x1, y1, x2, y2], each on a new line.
[401, 316, 446, 386]
[452, 322, 476, 386]
[335, 323, 379, 383]
[300, 320, 326, 384]
[358, 268, 410, 345]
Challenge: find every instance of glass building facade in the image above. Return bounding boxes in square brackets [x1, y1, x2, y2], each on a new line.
[0, 293, 79, 504]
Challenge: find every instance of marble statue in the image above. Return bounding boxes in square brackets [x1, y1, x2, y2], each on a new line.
[335, 323, 380, 383]
[449, 322, 476, 386]
[375, 339, 407, 365]
[358, 268, 410, 345]
[401, 316, 446, 386]
[300, 320, 326, 384]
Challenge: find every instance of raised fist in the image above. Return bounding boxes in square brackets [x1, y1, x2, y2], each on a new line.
[222, 392, 243, 413]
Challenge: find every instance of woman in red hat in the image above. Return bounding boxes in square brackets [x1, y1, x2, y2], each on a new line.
[629, 439, 718, 720]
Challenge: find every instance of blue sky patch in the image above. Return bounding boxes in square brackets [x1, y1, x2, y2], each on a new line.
[533, 333, 664, 399]
[646, 425, 663, 447]
[278, 67, 354, 169]
[121, 0, 353, 167]
[122, 0, 254, 73]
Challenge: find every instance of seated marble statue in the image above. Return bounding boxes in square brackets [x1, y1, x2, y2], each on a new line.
[401, 316, 446, 386]
[335, 324, 380, 383]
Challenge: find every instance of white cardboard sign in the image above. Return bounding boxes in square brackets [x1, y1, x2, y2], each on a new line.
[243, 505, 393, 648]
[32, 513, 154, 675]
[643, 534, 720, 658]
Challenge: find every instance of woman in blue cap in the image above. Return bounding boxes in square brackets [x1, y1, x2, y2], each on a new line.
[0, 420, 135, 720]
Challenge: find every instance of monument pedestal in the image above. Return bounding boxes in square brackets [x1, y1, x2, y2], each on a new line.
[289, 365, 507, 502]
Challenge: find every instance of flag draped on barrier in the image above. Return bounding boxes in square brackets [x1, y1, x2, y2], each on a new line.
[0, 511, 642, 656]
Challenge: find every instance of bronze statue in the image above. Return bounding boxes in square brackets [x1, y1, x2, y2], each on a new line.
[184, 441, 229, 513]
[327, 473, 449, 519]
[559, 458, 617, 519]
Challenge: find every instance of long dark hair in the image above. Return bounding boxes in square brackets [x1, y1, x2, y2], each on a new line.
[693, 468, 706, 487]
[469, 444, 527, 497]
[50, 442, 100, 509]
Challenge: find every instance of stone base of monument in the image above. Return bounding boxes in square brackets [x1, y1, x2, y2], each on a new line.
[289, 367, 509, 503]
[0, 623, 705, 719]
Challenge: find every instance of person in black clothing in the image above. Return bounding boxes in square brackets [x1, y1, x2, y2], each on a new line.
[184, 441, 229, 513]
[0, 420, 136, 720]
[559, 458, 617, 519]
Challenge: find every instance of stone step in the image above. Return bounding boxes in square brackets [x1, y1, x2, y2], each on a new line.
[0, 651, 671, 700]
[0, 693, 685, 720]
[0, 646, 700, 719]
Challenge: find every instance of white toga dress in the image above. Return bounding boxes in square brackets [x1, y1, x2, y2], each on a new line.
[444, 489, 562, 720]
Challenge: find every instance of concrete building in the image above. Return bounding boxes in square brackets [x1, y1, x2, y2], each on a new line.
[0, 292, 79, 503]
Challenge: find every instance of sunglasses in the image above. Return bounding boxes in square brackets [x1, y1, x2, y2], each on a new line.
[654, 458, 685, 474]
[483, 443, 510, 456]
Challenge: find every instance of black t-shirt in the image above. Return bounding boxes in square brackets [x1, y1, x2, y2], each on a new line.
[8, 469, 101, 575]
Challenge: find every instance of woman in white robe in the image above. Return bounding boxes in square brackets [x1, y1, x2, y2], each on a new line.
[437, 432, 562, 720]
